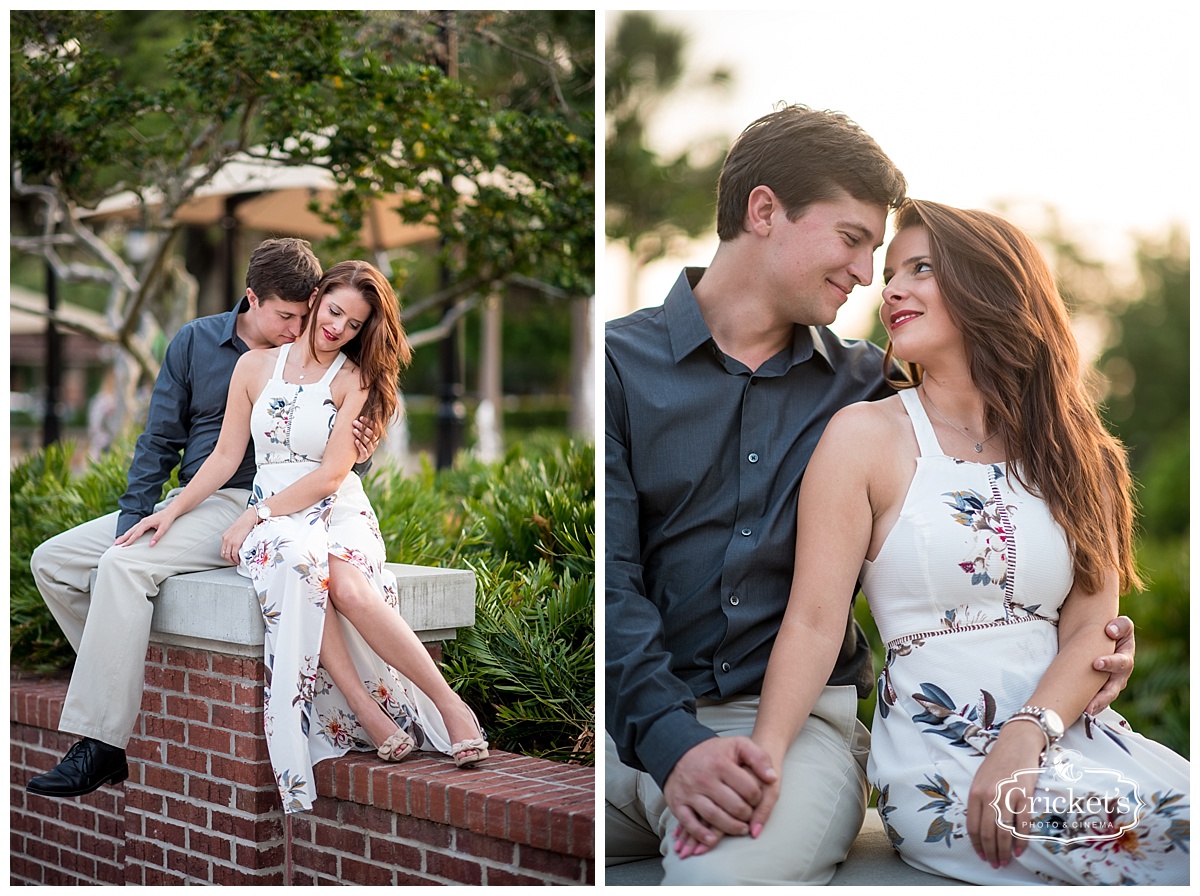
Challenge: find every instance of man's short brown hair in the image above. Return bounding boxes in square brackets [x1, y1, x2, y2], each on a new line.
[715, 104, 907, 241]
[245, 238, 322, 303]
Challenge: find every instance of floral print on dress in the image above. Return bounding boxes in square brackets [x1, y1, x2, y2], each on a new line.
[238, 343, 453, 815]
[942, 487, 1013, 589]
[858, 388, 1188, 884]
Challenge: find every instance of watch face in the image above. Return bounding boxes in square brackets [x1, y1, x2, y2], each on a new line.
[1044, 709, 1065, 740]
[257, 504, 270, 520]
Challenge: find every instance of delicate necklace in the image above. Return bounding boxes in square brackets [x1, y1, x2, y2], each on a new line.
[295, 350, 333, 381]
[920, 386, 996, 454]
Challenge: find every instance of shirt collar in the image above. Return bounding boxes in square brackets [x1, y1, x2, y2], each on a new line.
[222, 295, 252, 351]
[664, 267, 835, 373]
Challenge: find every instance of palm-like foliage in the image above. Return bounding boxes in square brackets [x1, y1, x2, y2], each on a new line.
[10, 435, 595, 764]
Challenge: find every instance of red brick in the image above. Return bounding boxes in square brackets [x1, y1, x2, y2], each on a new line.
[212, 703, 259, 734]
[339, 799, 394, 836]
[145, 664, 186, 691]
[27, 838, 59, 868]
[517, 842, 587, 879]
[12, 854, 45, 884]
[367, 834, 423, 869]
[166, 647, 210, 671]
[11, 810, 42, 837]
[143, 816, 187, 848]
[456, 829, 515, 863]
[212, 754, 274, 788]
[233, 682, 264, 707]
[340, 857, 395, 886]
[290, 841, 335, 876]
[189, 828, 232, 861]
[234, 733, 269, 761]
[212, 653, 262, 679]
[127, 836, 165, 868]
[166, 743, 209, 774]
[188, 722, 234, 755]
[140, 687, 165, 714]
[80, 831, 119, 862]
[235, 786, 279, 814]
[142, 763, 186, 795]
[313, 817, 364, 854]
[166, 694, 210, 723]
[211, 808, 260, 841]
[143, 713, 187, 743]
[96, 858, 125, 886]
[186, 775, 234, 806]
[486, 866, 554, 886]
[59, 847, 97, 879]
[237, 840, 285, 870]
[426, 851, 484, 885]
[164, 795, 210, 827]
[188, 671, 235, 703]
[41, 819, 80, 849]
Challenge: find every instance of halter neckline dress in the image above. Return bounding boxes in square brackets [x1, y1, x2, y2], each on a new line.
[238, 342, 451, 813]
[857, 387, 1188, 885]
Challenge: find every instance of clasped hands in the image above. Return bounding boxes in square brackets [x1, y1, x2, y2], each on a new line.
[668, 616, 1137, 861]
[665, 736, 779, 859]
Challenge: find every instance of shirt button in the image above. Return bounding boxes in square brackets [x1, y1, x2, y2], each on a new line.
[721, 662, 731, 673]
[748, 453, 759, 463]
[741, 528, 752, 537]
[729, 595, 740, 606]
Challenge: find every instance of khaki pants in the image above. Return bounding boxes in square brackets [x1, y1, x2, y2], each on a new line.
[605, 687, 870, 885]
[30, 488, 251, 749]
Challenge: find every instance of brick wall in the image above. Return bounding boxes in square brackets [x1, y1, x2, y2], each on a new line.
[11, 648, 594, 886]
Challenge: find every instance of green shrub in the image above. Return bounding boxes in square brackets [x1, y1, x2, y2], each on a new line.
[10, 436, 156, 671]
[10, 434, 596, 765]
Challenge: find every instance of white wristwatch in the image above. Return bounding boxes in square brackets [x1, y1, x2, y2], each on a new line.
[255, 502, 272, 523]
[1002, 704, 1064, 755]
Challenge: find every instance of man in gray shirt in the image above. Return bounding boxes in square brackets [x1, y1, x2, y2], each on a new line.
[605, 105, 1137, 884]
[26, 238, 376, 798]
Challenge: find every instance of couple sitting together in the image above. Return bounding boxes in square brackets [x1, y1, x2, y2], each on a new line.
[605, 105, 1189, 885]
[29, 240, 487, 815]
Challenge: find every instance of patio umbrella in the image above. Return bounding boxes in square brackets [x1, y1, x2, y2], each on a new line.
[81, 154, 439, 257]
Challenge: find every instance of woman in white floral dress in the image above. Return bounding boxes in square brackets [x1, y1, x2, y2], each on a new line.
[118, 261, 489, 814]
[682, 200, 1188, 884]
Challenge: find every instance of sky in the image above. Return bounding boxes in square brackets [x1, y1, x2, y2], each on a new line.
[602, 4, 1193, 338]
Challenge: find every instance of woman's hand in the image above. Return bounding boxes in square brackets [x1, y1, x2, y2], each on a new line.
[221, 509, 258, 566]
[967, 723, 1045, 869]
[114, 508, 178, 548]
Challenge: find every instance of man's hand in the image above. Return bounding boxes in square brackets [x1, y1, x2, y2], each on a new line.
[1086, 615, 1136, 716]
[353, 418, 381, 465]
[662, 736, 777, 854]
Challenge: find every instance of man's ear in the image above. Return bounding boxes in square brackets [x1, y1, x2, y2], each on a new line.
[246, 287, 260, 308]
[308, 289, 318, 310]
[746, 185, 779, 237]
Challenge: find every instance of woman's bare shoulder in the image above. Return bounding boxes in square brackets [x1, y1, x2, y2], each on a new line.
[824, 395, 909, 442]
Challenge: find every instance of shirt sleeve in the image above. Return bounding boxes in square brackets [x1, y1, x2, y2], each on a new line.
[115, 328, 194, 537]
[604, 351, 718, 789]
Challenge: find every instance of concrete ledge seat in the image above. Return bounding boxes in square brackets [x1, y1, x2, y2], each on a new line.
[604, 812, 966, 886]
[141, 562, 476, 654]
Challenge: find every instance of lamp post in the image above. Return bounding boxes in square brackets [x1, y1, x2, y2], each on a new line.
[434, 11, 465, 469]
[42, 254, 62, 447]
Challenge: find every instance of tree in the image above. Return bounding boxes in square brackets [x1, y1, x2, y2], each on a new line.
[604, 11, 732, 311]
[1095, 228, 1189, 538]
[11, 11, 594, 433]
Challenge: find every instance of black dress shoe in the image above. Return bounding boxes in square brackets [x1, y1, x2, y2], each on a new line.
[26, 738, 129, 797]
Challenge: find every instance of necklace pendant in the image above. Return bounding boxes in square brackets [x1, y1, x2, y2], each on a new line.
[974, 443, 983, 453]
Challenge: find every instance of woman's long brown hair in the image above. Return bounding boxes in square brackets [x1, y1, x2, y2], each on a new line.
[305, 260, 411, 433]
[883, 199, 1140, 595]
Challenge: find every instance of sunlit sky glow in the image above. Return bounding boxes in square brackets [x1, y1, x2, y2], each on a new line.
[603, 4, 1192, 338]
